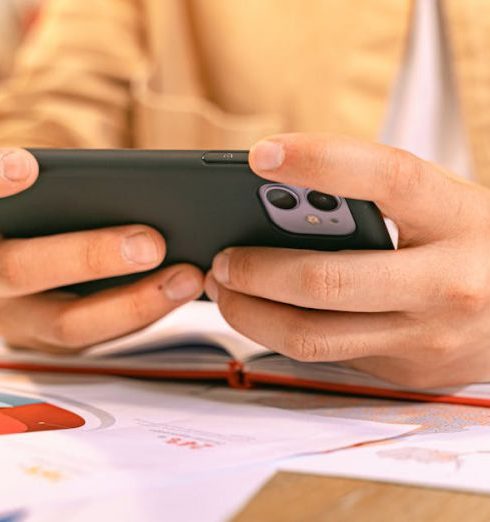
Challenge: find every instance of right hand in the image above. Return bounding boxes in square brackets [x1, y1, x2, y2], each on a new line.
[0, 149, 204, 353]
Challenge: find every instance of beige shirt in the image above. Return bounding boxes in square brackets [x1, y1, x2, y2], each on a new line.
[0, 0, 38, 79]
[0, 0, 489, 184]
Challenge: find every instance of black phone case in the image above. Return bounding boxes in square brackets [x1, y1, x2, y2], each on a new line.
[0, 149, 394, 294]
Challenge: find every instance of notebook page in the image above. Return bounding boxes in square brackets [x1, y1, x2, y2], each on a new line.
[0, 341, 231, 372]
[245, 355, 490, 400]
[88, 301, 270, 362]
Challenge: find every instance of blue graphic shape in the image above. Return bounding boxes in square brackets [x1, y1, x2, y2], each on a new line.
[0, 393, 43, 408]
[0, 509, 27, 522]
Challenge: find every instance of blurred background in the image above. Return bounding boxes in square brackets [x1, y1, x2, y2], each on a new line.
[0, 0, 40, 79]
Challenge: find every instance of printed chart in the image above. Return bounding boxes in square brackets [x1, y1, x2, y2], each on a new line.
[0, 392, 85, 435]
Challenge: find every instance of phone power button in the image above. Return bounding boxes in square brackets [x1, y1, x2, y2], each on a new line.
[202, 151, 249, 164]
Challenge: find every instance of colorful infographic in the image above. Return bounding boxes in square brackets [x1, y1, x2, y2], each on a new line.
[0, 392, 85, 435]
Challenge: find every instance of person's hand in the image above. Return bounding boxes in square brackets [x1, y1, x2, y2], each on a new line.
[0, 149, 204, 352]
[205, 133, 490, 388]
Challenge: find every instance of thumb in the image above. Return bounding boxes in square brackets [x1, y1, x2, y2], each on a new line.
[249, 133, 462, 240]
[0, 149, 39, 198]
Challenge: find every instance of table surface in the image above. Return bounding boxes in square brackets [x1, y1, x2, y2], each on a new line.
[232, 472, 490, 522]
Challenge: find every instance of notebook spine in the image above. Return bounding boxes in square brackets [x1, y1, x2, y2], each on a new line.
[227, 361, 251, 389]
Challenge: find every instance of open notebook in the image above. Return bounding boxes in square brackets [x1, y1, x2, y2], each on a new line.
[0, 301, 489, 407]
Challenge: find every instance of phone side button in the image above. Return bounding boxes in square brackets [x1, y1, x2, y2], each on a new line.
[202, 151, 249, 164]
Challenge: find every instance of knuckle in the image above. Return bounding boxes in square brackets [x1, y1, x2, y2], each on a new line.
[443, 269, 489, 313]
[380, 149, 425, 201]
[283, 330, 319, 362]
[282, 318, 369, 362]
[299, 261, 351, 304]
[290, 137, 331, 176]
[229, 250, 255, 290]
[0, 246, 29, 293]
[49, 307, 88, 350]
[455, 287, 487, 314]
[124, 287, 158, 324]
[312, 143, 332, 174]
[282, 321, 328, 362]
[82, 236, 108, 276]
[426, 330, 462, 360]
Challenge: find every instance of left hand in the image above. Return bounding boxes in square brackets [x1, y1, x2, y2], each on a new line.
[205, 133, 490, 388]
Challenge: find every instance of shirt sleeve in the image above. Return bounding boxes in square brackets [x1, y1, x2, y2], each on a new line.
[0, 0, 148, 148]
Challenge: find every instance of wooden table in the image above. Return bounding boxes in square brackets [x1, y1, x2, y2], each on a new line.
[233, 472, 490, 522]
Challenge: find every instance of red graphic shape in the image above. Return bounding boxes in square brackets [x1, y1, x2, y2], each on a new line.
[0, 412, 28, 435]
[0, 403, 85, 434]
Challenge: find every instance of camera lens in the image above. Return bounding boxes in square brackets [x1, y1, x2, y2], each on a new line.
[266, 188, 298, 210]
[307, 191, 339, 211]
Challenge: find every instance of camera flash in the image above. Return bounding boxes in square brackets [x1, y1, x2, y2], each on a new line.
[305, 214, 321, 225]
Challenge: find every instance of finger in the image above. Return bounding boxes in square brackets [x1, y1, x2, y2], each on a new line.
[0, 225, 166, 297]
[205, 275, 412, 362]
[249, 133, 467, 238]
[212, 246, 437, 312]
[0, 149, 39, 197]
[346, 350, 490, 389]
[343, 357, 439, 388]
[1, 264, 204, 352]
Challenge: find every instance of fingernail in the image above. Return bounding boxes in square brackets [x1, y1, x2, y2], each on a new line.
[0, 150, 32, 182]
[122, 232, 160, 265]
[205, 277, 219, 302]
[165, 271, 201, 301]
[251, 141, 285, 171]
[213, 251, 230, 285]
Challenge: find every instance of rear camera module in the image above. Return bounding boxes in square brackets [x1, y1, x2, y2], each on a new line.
[306, 191, 339, 212]
[266, 187, 299, 210]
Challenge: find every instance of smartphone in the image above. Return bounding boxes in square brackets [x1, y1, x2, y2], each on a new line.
[0, 149, 396, 294]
